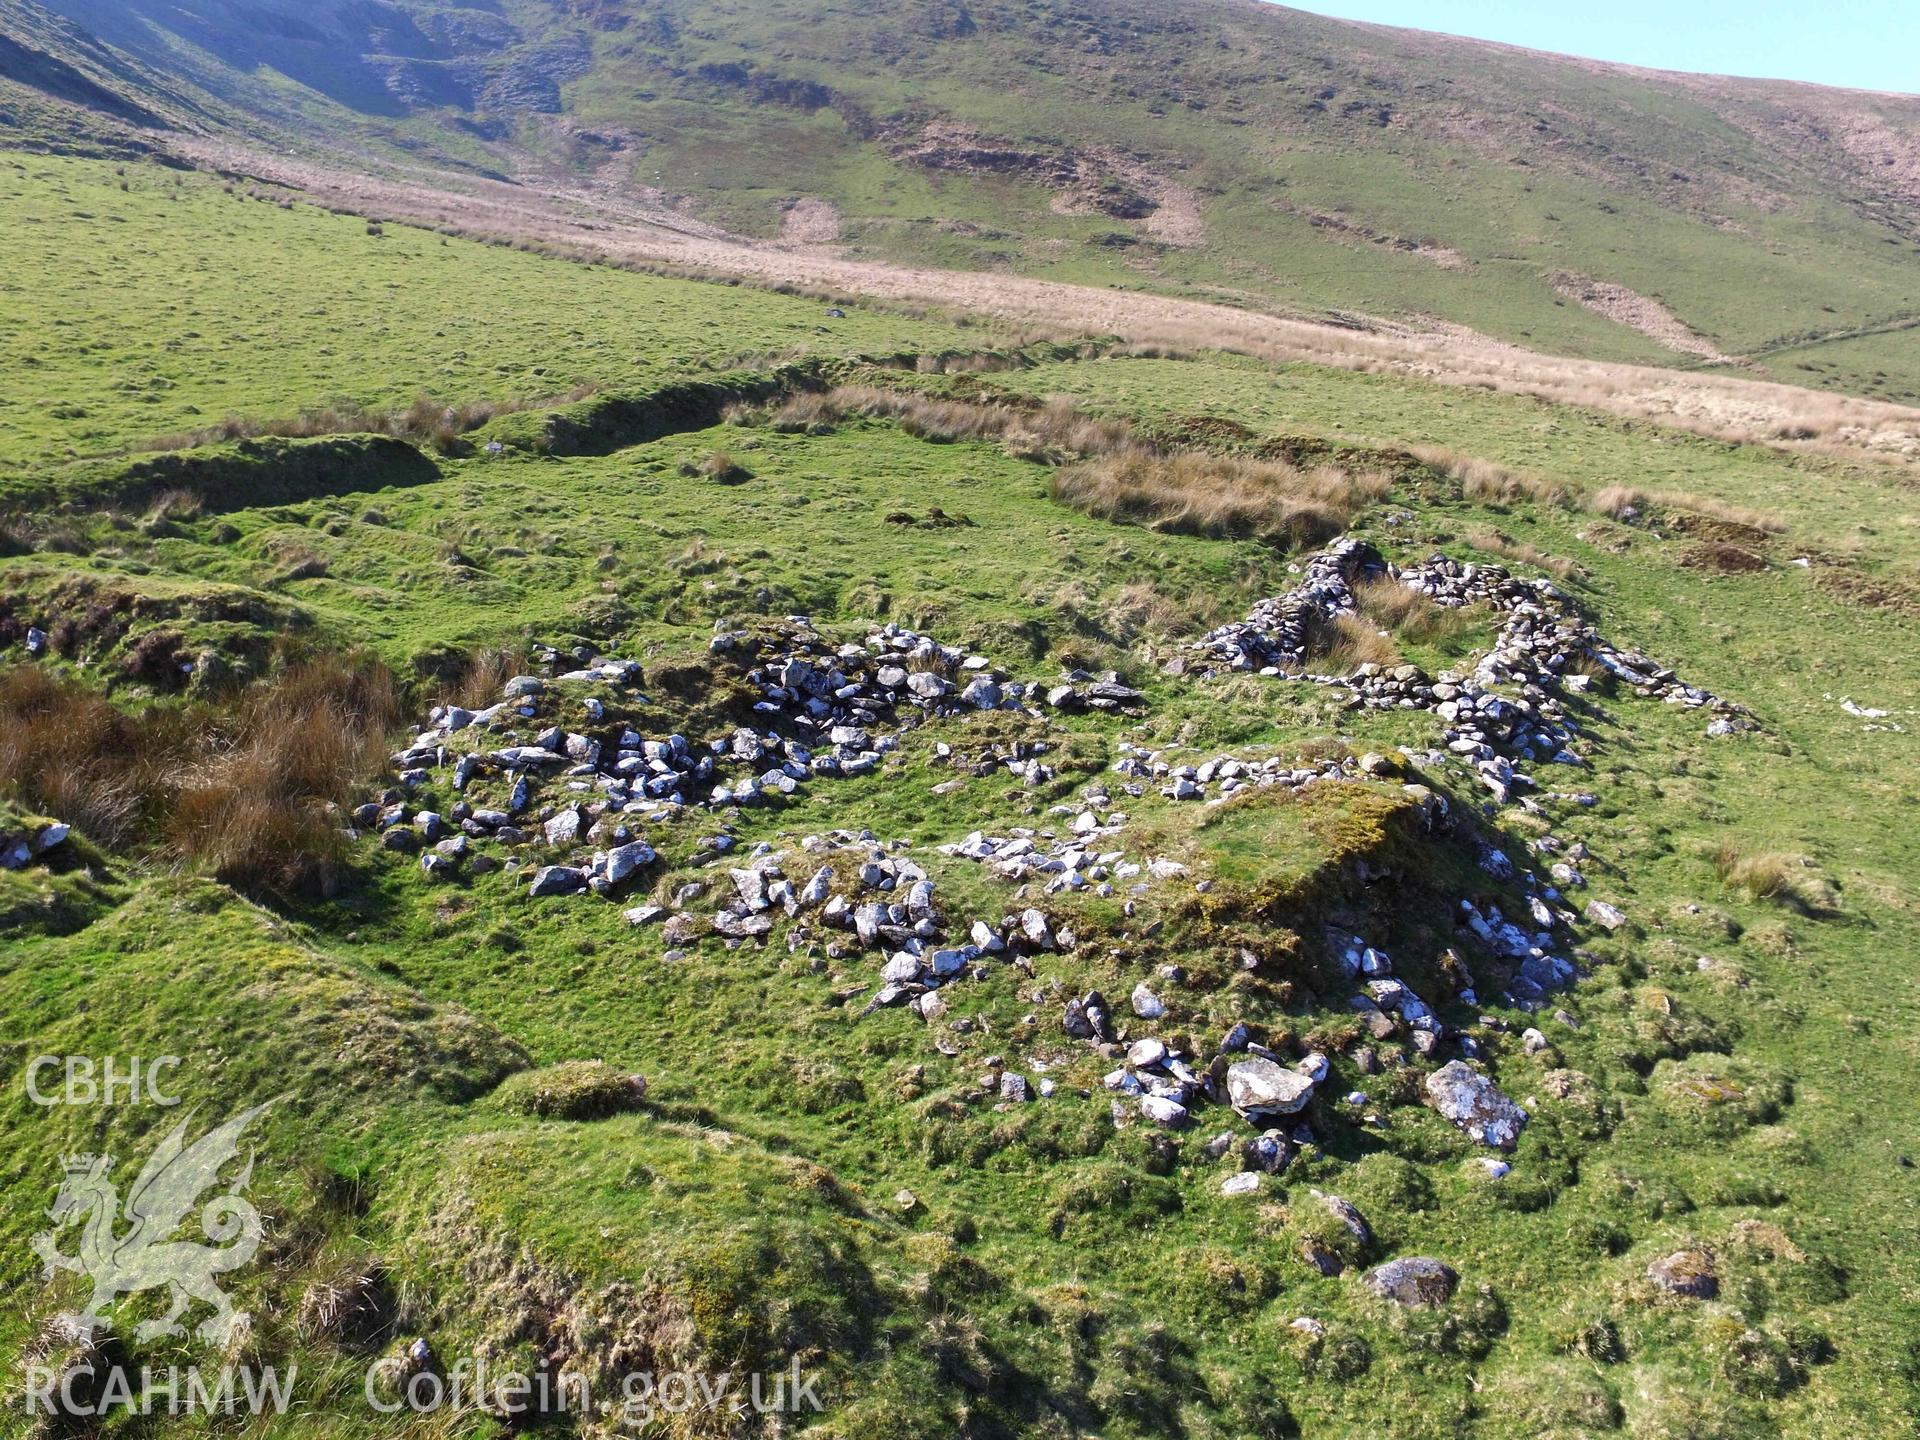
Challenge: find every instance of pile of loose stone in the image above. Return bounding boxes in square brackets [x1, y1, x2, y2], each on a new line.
[366, 619, 1124, 892]
[1024, 900, 1543, 1164]
[1115, 741, 1380, 805]
[1190, 538, 1752, 809]
[937, 777, 1190, 899]
[627, 828, 1078, 1012]
[357, 596, 1635, 1176]
[941, 825, 1144, 898]
[1188, 537, 1382, 674]
[913, 739, 1557, 1160]
[357, 623, 1181, 1019]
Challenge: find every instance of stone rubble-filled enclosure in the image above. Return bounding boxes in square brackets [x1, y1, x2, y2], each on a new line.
[346, 532, 1744, 1255]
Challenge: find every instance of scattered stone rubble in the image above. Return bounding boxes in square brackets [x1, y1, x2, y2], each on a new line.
[644, 827, 1041, 1006]
[1049, 994, 1333, 1162]
[366, 620, 1151, 891]
[937, 777, 1201, 900]
[1191, 540, 1754, 803]
[995, 537, 1733, 1166]
[1112, 743, 1359, 805]
[370, 622, 1027, 883]
[354, 571, 1694, 1205]
[1016, 907, 1552, 1160]
[1174, 540, 1723, 1025]
[941, 825, 1140, 897]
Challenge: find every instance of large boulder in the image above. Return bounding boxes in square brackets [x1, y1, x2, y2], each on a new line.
[1426, 1061, 1528, 1149]
[602, 841, 657, 887]
[1225, 1058, 1316, 1121]
[528, 865, 588, 897]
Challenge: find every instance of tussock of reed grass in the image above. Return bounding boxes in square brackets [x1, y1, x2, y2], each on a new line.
[1051, 452, 1384, 548]
[682, 449, 750, 482]
[1098, 579, 1229, 642]
[1411, 445, 1571, 507]
[1353, 576, 1475, 644]
[1714, 844, 1833, 913]
[1303, 611, 1400, 671]
[1591, 484, 1785, 533]
[296, 1263, 394, 1347]
[0, 657, 401, 897]
[761, 391, 842, 434]
[441, 646, 520, 711]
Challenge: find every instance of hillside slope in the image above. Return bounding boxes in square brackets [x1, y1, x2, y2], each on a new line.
[3, 154, 1919, 1440]
[5, 0, 1920, 401]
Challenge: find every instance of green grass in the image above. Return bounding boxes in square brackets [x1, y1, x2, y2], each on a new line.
[548, 0, 1920, 394]
[19, 0, 1920, 396]
[3, 156, 1919, 1439]
[0, 154, 979, 468]
[994, 352, 1920, 552]
[3, 412, 1292, 671]
[1762, 321, 1920, 406]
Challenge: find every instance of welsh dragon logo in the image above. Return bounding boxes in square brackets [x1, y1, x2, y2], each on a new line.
[32, 1100, 277, 1343]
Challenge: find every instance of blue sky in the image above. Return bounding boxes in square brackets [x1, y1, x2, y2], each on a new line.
[1286, 1, 1918, 94]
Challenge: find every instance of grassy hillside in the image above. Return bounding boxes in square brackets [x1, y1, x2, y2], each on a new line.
[5, 0, 1920, 402]
[0, 155, 990, 469]
[3, 155, 1918, 1439]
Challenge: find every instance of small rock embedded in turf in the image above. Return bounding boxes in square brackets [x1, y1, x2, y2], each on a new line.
[1426, 1061, 1528, 1150]
[1647, 1248, 1719, 1299]
[1363, 1257, 1459, 1308]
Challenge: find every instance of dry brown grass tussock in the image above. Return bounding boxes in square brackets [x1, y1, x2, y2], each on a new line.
[1051, 451, 1383, 549]
[440, 646, 521, 711]
[0, 657, 402, 897]
[1097, 577, 1247, 643]
[1714, 844, 1834, 913]
[1411, 445, 1572, 507]
[758, 391, 841, 434]
[1304, 612, 1400, 671]
[1463, 526, 1581, 579]
[680, 449, 751, 483]
[1353, 576, 1477, 644]
[1590, 484, 1786, 533]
